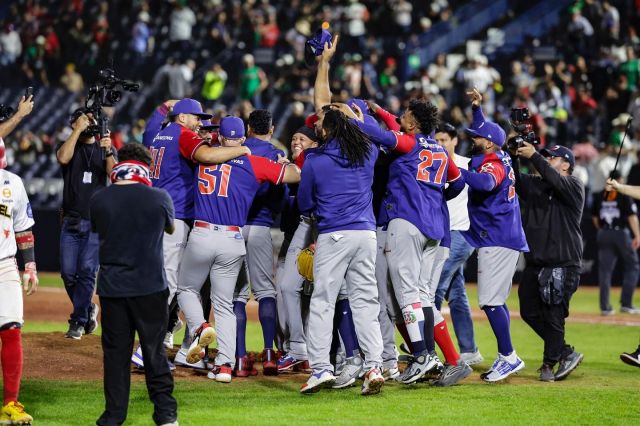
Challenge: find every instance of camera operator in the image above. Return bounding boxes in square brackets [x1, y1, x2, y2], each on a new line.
[0, 96, 34, 139]
[56, 109, 116, 340]
[510, 141, 585, 382]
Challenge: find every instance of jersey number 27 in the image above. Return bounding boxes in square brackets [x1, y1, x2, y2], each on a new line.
[416, 150, 447, 184]
[198, 164, 232, 197]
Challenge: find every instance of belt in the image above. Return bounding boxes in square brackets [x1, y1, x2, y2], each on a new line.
[300, 216, 312, 224]
[194, 220, 241, 232]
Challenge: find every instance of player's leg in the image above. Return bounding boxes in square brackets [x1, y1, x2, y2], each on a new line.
[343, 230, 384, 395]
[302, 232, 348, 393]
[208, 230, 247, 383]
[385, 219, 428, 359]
[597, 230, 617, 313]
[617, 231, 640, 311]
[477, 247, 523, 382]
[245, 225, 278, 373]
[375, 228, 399, 380]
[130, 289, 177, 425]
[232, 261, 252, 375]
[278, 220, 312, 369]
[0, 259, 32, 425]
[162, 220, 190, 345]
[176, 227, 216, 364]
[275, 234, 290, 353]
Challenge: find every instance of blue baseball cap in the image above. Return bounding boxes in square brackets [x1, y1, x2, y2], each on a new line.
[200, 119, 219, 131]
[541, 145, 575, 167]
[465, 119, 506, 147]
[304, 29, 332, 66]
[172, 99, 212, 119]
[220, 116, 245, 138]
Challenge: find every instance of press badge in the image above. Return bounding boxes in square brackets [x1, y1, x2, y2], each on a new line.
[83, 171, 92, 184]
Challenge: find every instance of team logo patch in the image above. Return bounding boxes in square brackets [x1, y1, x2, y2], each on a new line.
[2, 188, 10, 198]
[2, 228, 9, 238]
[402, 311, 417, 324]
[26, 203, 32, 218]
[3, 180, 8, 185]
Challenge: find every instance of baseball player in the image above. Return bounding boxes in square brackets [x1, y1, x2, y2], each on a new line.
[460, 89, 529, 382]
[233, 109, 288, 377]
[276, 126, 320, 372]
[0, 136, 38, 425]
[297, 35, 385, 396]
[176, 116, 301, 383]
[352, 99, 464, 385]
[132, 99, 250, 368]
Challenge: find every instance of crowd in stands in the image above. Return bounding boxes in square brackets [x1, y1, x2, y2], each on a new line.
[0, 0, 640, 209]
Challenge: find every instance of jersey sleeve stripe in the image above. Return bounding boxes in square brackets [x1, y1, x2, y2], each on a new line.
[275, 164, 286, 185]
[189, 140, 207, 161]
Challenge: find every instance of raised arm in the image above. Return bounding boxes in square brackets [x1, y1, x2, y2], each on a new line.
[606, 179, 640, 200]
[0, 96, 33, 139]
[314, 35, 339, 112]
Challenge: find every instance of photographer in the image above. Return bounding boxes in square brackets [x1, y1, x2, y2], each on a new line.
[56, 109, 116, 340]
[511, 142, 584, 382]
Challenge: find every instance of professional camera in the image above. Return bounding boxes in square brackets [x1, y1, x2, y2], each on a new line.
[84, 68, 140, 137]
[0, 104, 14, 123]
[506, 107, 539, 151]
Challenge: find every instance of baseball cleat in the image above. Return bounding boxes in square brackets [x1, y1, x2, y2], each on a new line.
[1, 401, 33, 425]
[554, 350, 583, 381]
[277, 354, 305, 372]
[174, 348, 207, 370]
[382, 366, 400, 381]
[538, 364, 555, 382]
[422, 353, 444, 381]
[164, 319, 183, 349]
[433, 360, 472, 387]
[620, 306, 640, 314]
[293, 360, 312, 373]
[234, 355, 258, 377]
[262, 348, 278, 376]
[460, 350, 484, 366]
[620, 346, 640, 368]
[300, 369, 336, 394]
[85, 303, 100, 335]
[208, 364, 233, 383]
[398, 350, 439, 384]
[65, 321, 84, 340]
[332, 354, 363, 389]
[481, 352, 525, 382]
[333, 352, 346, 376]
[186, 323, 216, 364]
[131, 345, 144, 369]
[361, 368, 384, 396]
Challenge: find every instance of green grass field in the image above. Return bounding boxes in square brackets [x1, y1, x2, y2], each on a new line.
[15, 275, 640, 425]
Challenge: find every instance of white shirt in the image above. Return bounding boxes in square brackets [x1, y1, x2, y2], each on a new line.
[447, 154, 470, 231]
[0, 169, 34, 259]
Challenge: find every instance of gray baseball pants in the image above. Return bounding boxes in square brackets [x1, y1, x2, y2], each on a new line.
[234, 225, 277, 302]
[375, 227, 401, 369]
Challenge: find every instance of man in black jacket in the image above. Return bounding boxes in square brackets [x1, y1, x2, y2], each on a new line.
[511, 143, 585, 382]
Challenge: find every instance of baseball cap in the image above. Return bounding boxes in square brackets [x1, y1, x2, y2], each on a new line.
[304, 28, 332, 66]
[465, 119, 506, 147]
[220, 116, 245, 138]
[541, 145, 575, 168]
[200, 119, 219, 131]
[171, 99, 212, 119]
[294, 126, 320, 143]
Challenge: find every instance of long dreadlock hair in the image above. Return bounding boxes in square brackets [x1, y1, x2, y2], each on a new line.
[322, 109, 371, 167]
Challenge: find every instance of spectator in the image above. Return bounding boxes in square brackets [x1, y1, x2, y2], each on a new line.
[620, 47, 640, 92]
[379, 57, 399, 92]
[130, 11, 151, 78]
[602, 0, 620, 43]
[567, 9, 595, 57]
[392, 0, 413, 35]
[344, 0, 369, 53]
[0, 24, 22, 66]
[169, 1, 196, 56]
[210, 12, 232, 53]
[258, 11, 280, 48]
[201, 63, 228, 109]
[60, 63, 84, 93]
[239, 54, 268, 109]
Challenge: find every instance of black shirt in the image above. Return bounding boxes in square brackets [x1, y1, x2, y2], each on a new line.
[593, 191, 637, 230]
[57, 140, 111, 219]
[89, 184, 174, 298]
[513, 152, 585, 268]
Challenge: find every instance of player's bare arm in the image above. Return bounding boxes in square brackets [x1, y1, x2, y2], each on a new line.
[15, 229, 38, 295]
[606, 178, 640, 200]
[57, 114, 90, 165]
[314, 35, 339, 112]
[193, 144, 251, 164]
[281, 164, 301, 184]
[100, 135, 116, 174]
[0, 95, 33, 139]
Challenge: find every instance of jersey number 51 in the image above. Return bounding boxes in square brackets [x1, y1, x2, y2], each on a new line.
[198, 165, 232, 197]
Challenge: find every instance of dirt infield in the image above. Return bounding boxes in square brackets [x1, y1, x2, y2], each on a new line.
[20, 286, 640, 382]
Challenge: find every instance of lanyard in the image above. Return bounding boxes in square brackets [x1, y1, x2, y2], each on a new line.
[81, 143, 96, 170]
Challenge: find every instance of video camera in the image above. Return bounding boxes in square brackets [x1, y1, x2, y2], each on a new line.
[0, 105, 14, 123]
[84, 68, 139, 137]
[506, 107, 539, 151]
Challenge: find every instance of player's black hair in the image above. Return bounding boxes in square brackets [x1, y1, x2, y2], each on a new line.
[248, 109, 272, 135]
[118, 143, 152, 167]
[436, 122, 457, 139]
[408, 99, 439, 135]
[322, 109, 371, 167]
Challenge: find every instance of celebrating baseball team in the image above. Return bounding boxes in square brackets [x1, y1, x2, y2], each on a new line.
[3, 26, 640, 426]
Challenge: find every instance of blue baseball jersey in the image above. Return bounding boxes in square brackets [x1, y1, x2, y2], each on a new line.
[243, 137, 288, 227]
[194, 155, 286, 226]
[297, 139, 379, 234]
[143, 104, 169, 148]
[354, 119, 463, 241]
[463, 151, 529, 251]
[149, 122, 206, 220]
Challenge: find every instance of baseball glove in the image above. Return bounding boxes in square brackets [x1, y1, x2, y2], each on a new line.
[297, 244, 315, 282]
